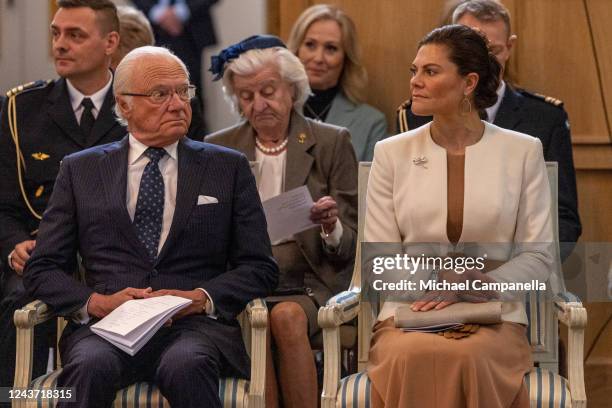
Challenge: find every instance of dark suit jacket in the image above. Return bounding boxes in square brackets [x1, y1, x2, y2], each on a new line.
[23, 136, 278, 376]
[0, 78, 207, 276]
[396, 85, 581, 259]
[132, 0, 218, 53]
[206, 111, 358, 305]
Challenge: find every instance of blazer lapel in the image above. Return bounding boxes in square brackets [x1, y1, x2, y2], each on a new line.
[326, 93, 355, 127]
[284, 111, 315, 191]
[46, 78, 87, 148]
[156, 138, 207, 262]
[493, 85, 521, 130]
[99, 136, 151, 261]
[88, 86, 121, 147]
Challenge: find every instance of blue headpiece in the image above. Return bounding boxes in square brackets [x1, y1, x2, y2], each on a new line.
[209, 35, 287, 81]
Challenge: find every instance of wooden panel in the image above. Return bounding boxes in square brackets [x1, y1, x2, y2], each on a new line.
[515, 0, 609, 144]
[586, 0, 612, 142]
[574, 144, 612, 170]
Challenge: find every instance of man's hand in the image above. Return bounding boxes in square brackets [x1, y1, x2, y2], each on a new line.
[150, 289, 208, 322]
[87, 287, 153, 319]
[10, 240, 36, 275]
[310, 196, 339, 234]
[158, 7, 184, 36]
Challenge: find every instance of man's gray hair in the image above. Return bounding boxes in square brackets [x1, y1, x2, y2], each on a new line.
[221, 47, 311, 113]
[113, 46, 189, 126]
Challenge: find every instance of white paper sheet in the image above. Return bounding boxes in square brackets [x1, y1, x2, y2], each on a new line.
[261, 185, 318, 242]
[91, 295, 192, 356]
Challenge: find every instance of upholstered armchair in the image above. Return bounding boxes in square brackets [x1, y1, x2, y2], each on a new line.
[319, 162, 587, 408]
[12, 298, 268, 408]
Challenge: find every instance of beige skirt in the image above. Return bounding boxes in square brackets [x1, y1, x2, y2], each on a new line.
[368, 319, 532, 408]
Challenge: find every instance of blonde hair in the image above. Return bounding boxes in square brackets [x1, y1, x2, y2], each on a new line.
[287, 4, 367, 104]
[111, 6, 155, 69]
[221, 47, 311, 113]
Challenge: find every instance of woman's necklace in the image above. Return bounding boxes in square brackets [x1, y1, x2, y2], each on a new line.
[304, 100, 333, 122]
[255, 137, 289, 154]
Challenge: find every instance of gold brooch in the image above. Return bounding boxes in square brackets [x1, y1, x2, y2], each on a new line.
[298, 133, 306, 144]
[32, 152, 50, 160]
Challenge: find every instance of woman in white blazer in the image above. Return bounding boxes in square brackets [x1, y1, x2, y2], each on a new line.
[365, 25, 554, 408]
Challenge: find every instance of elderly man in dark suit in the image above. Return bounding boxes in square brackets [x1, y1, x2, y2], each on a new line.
[23, 45, 278, 408]
[396, 0, 581, 261]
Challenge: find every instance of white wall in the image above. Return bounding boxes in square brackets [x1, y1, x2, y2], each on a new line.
[0, 0, 56, 94]
[0, 0, 267, 134]
[203, 0, 267, 132]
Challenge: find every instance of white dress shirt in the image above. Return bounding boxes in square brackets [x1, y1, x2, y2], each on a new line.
[66, 72, 113, 123]
[485, 80, 506, 123]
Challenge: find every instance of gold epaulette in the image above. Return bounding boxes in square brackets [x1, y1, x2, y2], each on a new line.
[396, 98, 412, 133]
[524, 90, 564, 108]
[6, 79, 53, 98]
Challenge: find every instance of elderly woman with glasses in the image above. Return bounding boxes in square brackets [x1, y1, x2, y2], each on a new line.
[206, 35, 358, 408]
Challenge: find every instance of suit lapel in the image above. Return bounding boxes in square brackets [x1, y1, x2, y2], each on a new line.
[493, 85, 521, 130]
[46, 78, 87, 148]
[156, 138, 207, 262]
[99, 136, 151, 261]
[284, 112, 315, 191]
[88, 86, 121, 147]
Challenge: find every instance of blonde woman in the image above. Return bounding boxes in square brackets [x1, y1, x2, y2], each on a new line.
[287, 4, 387, 161]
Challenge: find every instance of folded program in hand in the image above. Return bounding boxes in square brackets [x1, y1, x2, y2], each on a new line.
[395, 301, 502, 332]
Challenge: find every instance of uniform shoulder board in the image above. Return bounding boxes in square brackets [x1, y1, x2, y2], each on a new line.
[396, 98, 412, 114]
[396, 98, 412, 133]
[6, 79, 53, 98]
[518, 88, 564, 108]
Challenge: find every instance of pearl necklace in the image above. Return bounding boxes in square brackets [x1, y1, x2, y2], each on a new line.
[255, 137, 288, 154]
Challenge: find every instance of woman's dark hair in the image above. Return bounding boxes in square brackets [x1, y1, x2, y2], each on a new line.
[418, 24, 501, 110]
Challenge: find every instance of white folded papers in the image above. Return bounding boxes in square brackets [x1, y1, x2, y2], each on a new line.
[91, 295, 192, 356]
[262, 185, 318, 242]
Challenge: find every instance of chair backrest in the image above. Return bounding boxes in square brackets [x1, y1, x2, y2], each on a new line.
[354, 161, 562, 372]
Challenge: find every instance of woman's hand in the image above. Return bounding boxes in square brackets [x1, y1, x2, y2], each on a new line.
[411, 290, 459, 311]
[310, 196, 339, 234]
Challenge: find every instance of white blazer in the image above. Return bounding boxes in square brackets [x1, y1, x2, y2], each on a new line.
[364, 121, 554, 324]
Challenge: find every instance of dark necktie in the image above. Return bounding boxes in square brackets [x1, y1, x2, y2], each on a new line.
[80, 98, 95, 141]
[133, 147, 166, 261]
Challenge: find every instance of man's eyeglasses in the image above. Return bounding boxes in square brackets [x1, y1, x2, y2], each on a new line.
[121, 85, 196, 104]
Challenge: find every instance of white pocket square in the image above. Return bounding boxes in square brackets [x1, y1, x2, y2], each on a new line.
[197, 195, 218, 205]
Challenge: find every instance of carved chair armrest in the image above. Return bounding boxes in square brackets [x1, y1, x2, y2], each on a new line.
[319, 291, 360, 408]
[554, 292, 587, 408]
[243, 298, 267, 408]
[13, 300, 54, 391]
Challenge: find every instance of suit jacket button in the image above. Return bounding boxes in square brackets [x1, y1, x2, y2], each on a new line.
[151, 268, 159, 277]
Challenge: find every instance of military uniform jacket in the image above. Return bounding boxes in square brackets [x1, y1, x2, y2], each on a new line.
[396, 84, 581, 255]
[0, 78, 126, 264]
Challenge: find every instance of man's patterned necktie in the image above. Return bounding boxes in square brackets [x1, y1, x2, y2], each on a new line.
[133, 147, 166, 261]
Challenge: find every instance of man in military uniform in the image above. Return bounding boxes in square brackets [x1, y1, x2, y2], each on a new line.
[0, 0, 124, 393]
[396, 0, 581, 261]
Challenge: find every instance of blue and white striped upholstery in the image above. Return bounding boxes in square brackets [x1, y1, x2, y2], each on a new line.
[337, 369, 572, 408]
[28, 370, 249, 408]
[525, 368, 571, 408]
[336, 372, 371, 408]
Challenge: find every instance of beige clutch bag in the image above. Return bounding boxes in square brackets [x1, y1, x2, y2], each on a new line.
[394, 302, 502, 329]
